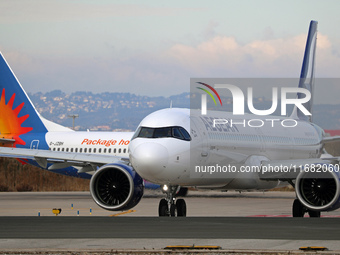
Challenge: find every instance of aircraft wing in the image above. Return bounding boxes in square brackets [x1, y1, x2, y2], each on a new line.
[259, 157, 339, 181]
[322, 136, 340, 144]
[0, 138, 15, 145]
[0, 147, 128, 172]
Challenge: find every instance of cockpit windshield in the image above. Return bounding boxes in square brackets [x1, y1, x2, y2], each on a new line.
[132, 126, 191, 141]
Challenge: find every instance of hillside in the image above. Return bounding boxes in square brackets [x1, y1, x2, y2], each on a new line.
[28, 90, 340, 131]
[0, 158, 89, 192]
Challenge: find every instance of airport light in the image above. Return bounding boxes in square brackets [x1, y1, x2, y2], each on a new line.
[68, 114, 79, 130]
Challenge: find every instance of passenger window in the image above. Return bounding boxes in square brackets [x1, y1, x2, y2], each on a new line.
[98, 148, 101, 153]
[104, 148, 107, 153]
[70, 148, 73, 152]
[84, 148, 87, 153]
[123, 149, 126, 153]
[119, 149, 121, 153]
[79, 148, 82, 153]
[75, 148, 78, 153]
[108, 148, 111, 153]
[93, 148, 96, 153]
[89, 148, 91, 153]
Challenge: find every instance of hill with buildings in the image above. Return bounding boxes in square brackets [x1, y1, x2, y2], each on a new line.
[28, 90, 340, 131]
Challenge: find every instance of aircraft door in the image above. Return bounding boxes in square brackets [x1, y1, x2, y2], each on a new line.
[30, 140, 39, 149]
[191, 116, 209, 164]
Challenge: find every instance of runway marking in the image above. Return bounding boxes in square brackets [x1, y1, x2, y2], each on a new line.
[248, 215, 340, 217]
[247, 215, 291, 217]
[110, 210, 136, 217]
[165, 245, 221, 250]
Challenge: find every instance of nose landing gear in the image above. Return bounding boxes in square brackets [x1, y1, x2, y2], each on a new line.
[158, 185, 187, 217]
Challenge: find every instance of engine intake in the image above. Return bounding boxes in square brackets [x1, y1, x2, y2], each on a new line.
[90, 163, 144, 211]
[296, 169, 340, 211]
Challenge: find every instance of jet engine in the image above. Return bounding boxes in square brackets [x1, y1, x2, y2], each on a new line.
[90, 163, 144, 211]
[296, 167, 340, 211]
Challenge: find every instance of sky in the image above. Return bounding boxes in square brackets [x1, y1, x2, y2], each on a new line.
[1, 0, 340, 104]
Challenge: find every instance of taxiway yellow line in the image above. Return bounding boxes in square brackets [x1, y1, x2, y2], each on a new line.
[110, 210, 136, 217]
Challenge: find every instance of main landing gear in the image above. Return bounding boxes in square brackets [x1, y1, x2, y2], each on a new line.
[158, 185, 187, 217]
[292, 199, 321, 217]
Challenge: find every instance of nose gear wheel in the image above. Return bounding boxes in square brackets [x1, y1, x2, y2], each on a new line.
[158, 185, 187, 217]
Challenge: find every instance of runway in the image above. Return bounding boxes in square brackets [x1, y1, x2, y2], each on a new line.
[1, 190, 340, 217]
[1, 216, 340, 240]
[1, 191, 340, 253]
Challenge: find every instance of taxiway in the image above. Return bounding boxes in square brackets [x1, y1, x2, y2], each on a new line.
[0, 191, 340, 253]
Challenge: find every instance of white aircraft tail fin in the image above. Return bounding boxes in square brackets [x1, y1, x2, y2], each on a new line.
[290, 20, 318, 121]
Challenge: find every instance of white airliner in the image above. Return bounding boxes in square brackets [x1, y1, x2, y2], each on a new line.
[1, 20, 340, 217]
[129, 20, 340, 217]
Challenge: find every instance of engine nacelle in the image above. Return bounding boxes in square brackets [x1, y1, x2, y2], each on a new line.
[296, 167, 340, 211]
[90, 163, 144, 211]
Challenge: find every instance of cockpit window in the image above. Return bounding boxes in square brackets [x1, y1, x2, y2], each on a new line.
[179, 127, 191, 140]
[132, 126, 191, 141]
[138, 127, 154, 138]
[172, 127, 183, 139]
[154, 127, 172, 138]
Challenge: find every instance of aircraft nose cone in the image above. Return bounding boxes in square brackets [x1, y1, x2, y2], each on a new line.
[130, 142, 169, 179]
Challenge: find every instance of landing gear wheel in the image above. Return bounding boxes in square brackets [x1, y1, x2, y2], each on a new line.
[170, 204, 176, 217]
[292, 199, 305, 217]
[308, 210, 321, 218]
[159, 185, 188, 217]
[176, 199, 187, 217]
[158, 198, 168, 217]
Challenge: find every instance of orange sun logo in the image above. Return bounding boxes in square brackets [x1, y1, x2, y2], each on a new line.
[0, 88, 33, 147]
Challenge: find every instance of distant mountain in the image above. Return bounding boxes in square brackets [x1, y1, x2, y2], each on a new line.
[28, 91, 190, 131]
[28, 91, 340, 131]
